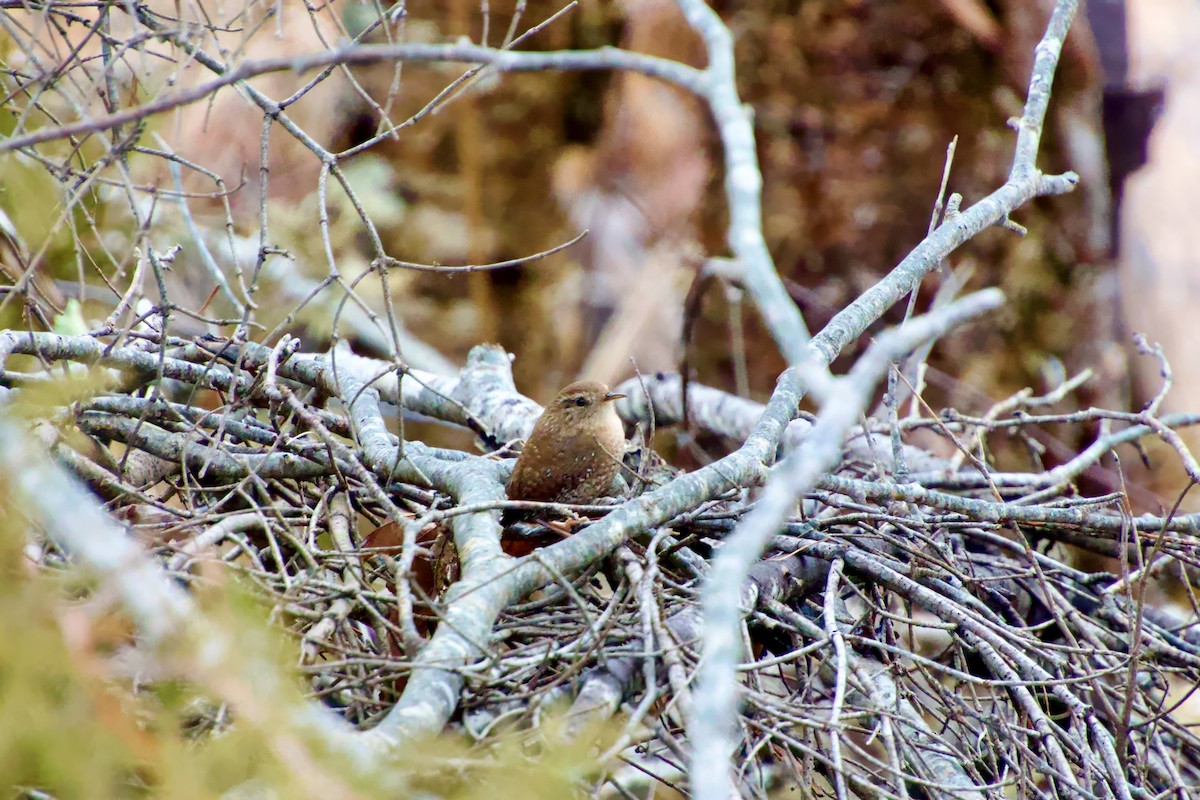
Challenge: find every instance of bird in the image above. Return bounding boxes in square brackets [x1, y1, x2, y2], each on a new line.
[503, 380, 628, 548]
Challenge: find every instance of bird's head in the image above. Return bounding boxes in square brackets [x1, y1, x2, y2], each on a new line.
[547, 380, 626, 426]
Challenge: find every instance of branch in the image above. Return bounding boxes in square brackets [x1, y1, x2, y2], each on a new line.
[674, 0, 812, 362]
[690, 289, 1004, 799]
[0, 42, 704, 155]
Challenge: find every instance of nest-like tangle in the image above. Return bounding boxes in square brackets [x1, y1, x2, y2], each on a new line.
[7, 329, 1200, 798]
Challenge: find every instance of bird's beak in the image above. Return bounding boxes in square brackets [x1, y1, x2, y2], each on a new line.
[604, 392, 626, 402]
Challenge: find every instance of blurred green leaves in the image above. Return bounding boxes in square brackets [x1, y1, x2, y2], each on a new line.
[0, 437, 616, 799]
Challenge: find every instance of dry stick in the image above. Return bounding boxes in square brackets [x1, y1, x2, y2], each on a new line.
[815, 523, 1151, 797]
[362, 345, 792, 746]
[776, 534, 1093, 798]
[25, 331, 1200, 540]
[1132, 334, 1200, 483]
[157, 134, 244, 314]
[592, 546, 661, 765]
[762, 596, 981, 800]
[0, 3, 1099, 762]
[333, 0, 1026, 738]
[30, 309, 1190, 777]
[9, 326, 1200, 796]
[688, 0, 1082, 792]
[339, 1, 578, 160]
[25, 335, 1200, 791]
[10, 1, 809, 365]
[645, 530, 695, 726]
[111, 6, 561, 374]
[372, 229, 589, 274]
[689, 290, 1004, 799]
[612, 368, 1186, 496]
[1, 41, 709, 154]
[823, 559, 851, 800]
[671, 0, 812, 363]
[892, 134, 959, 427]
[679, 263, 717, 438]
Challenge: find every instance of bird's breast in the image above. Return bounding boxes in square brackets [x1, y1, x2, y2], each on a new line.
[507, 425, 623, 504]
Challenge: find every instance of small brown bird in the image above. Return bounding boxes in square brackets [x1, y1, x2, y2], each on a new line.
[505, 381, 628, 533]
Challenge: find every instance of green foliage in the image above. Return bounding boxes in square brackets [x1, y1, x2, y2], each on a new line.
[0, 467, 614, 798]
[51, 300, 89, 336]
[0, 533, 139, 796]
[4, 369, 114, 418]
[0, 492, 286, 797]
[0, 152, 60, 249]
[392, 716, 613, 800]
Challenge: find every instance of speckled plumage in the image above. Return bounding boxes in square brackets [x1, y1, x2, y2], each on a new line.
[505, 381, 627, 510]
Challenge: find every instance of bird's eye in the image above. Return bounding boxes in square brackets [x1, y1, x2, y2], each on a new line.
[574, 396, 588, 407]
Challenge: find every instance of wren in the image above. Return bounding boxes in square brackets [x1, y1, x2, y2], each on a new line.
[505, 381, 627, 519]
